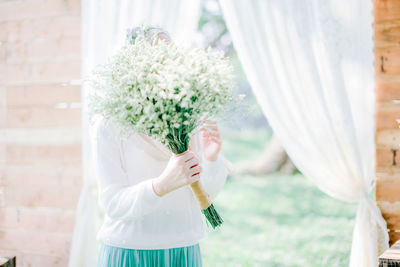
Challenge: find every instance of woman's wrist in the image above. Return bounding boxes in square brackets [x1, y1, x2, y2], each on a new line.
[204, 154, 218, 162]
[152, 177, 166, 197]
[204, 152, 220, 163]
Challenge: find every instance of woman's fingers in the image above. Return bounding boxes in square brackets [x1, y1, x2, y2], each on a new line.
[175, 151, 195, 163]
[201, 119, 217, 125]
[172, 150, 205, 183]
[184, 156, 200, 169]
[200, 125, 220, 140]
[202, 131, 222, 143]
[181, 156, 202, 180]
[188, 173, 200, 183]
[200, 125, 219, 132]
[200, 120, 218, 130]
[208, 136, 222, 144]
[202, 131, 221, 139]
[184, 164, 202, 184]
[189, 166, 201, 176]
[200, 127, 220, 137]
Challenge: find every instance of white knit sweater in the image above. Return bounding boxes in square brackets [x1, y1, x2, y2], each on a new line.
[93, 118, 228, 249]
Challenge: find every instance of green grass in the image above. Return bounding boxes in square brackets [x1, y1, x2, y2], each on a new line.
[200, 128, 358, 267]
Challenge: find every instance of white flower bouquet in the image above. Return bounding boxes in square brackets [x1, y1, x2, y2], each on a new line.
[88, 28, 238, 228]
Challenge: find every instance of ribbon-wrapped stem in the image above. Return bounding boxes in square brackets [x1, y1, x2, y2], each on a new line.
[174, 147, 223, 229]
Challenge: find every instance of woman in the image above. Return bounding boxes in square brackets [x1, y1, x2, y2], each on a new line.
[94, 26, 229, 267]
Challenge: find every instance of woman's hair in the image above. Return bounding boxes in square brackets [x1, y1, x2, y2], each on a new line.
[126, 25, 171, 45]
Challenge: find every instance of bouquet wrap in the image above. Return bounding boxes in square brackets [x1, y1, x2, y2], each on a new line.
[190, 180, 211, 210]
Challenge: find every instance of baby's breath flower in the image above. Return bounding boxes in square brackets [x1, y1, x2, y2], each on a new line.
[88, 34, 239, 145]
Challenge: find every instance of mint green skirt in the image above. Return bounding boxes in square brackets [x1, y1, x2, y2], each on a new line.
[96, 243, 203, 267]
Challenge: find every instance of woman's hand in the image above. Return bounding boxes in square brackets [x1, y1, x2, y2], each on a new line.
[152, 151, 202, 196]
[200, 120, 222, 162]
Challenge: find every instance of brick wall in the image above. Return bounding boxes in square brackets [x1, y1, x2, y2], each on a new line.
[375, 0, 400, 246]
[0, 0, 82, 266]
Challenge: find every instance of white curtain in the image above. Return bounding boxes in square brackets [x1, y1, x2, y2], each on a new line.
[68, 1, 201, 266]
[219, 0, 389, 266]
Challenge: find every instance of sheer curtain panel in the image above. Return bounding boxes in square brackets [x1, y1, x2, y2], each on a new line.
[219, 0, 389, 266]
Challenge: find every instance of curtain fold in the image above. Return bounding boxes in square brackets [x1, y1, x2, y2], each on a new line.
[68, 1, 201, 266]
[219, 0, 389, 266]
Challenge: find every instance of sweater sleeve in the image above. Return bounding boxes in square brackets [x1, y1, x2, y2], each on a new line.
[200, 152, 229, 202]
[93, 119, 163, 221]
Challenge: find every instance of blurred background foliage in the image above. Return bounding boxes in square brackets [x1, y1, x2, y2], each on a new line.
[194, 0, 268, 131]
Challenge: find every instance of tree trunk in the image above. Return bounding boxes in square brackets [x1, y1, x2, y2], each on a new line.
[238, 134, 298, 175]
